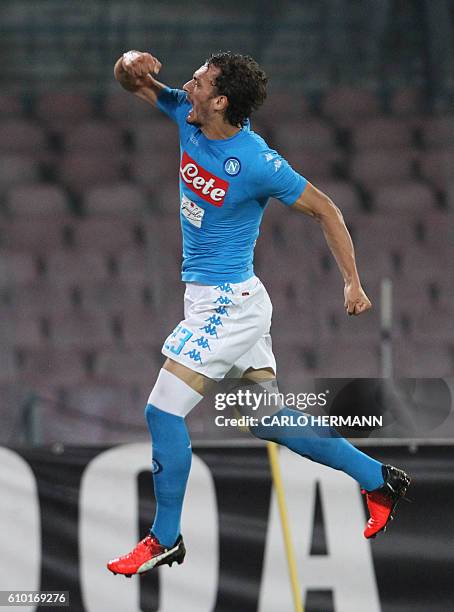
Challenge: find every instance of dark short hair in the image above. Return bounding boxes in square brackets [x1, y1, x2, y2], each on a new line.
[206, 51, 268, 127]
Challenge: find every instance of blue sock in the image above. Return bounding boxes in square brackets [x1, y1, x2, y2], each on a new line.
[251, 406, 384, 491]
[145, 404, 192, 548]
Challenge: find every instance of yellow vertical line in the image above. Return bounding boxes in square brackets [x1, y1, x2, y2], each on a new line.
[267, 442, 305, 612]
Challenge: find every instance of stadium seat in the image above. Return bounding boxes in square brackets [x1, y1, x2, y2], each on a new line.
[394, 340, 453, 377]
[8, 314, 44, 350]
[0, 93, 23, 118]
[420, 274, 454, 308]
[389, 87, 426, 118]
[129, 150, 179, 187]
[149, 180, 181, 214]
[103, 90, 153, 126]
[94, 348, 160, 385]
[10, 282, 72, 316]
[79, 280, 149, 314]
[45, 251, 110, 286]
[399, 246, 448, 283]
[0, 384, 32, 444]
[272, 340, 320, 387]
[316, 339, 381, 377]
[83, 182, 147, 216]
[50, 310, 115, 349]
[420, 116, 454, 148]
[419, 149, 454, 191]
[3, 218, 71, 252]
[282, 148, 342, 182]
[144, 213, 182, 273]
[0, 252, 37, 285]
[6, 183, 70, 217]
[36, 400, 108, 445]
[63, 383, 145, 438]
[266, 211, 313, 253]
[74, 217, 138, 252]
[0, 350, 18, 384]
[117, 249, 153, 284]
[255, 90, 311, 125]
[350, 150, 416, 190]
[412, 210, 452, 253]
[270, 307, 316, 344]
[411, 304, 454, 342]
[131, 119, 179, 152]
[351, 118, 413, 151]
[352, 213, 417, 253]
[17, 348, 88, 387]
[63, 120, 124, 153]
[255, 236, 304, 281]
[273, 119, 335, 151]
[35, 92, 94, 125]
[0, 155, 40, 195]
[321, 87, 381, 127]
[316, 180, 363, 215]
[122, 308, 162, 347]
[57, 152, 124, 194]
[317, 297, 382, 342]
[371, 182, 437, 215]
[0, 119, 48, 155]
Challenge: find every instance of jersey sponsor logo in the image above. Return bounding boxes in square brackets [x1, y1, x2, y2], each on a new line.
[223, 157, 241, 176]
[181, 193, 205, 228]
[180, 151, 229, 207]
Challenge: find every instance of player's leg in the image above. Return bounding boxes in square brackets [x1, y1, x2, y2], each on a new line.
[108, 276, 279, 576]
[107, 359, 211, 576]
[244, 367, 384, 490]
[145, 359, 214, 547]
[241, 367, 410, 538]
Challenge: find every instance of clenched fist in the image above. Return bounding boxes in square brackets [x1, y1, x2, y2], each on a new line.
[122, 50, 161, 78]
[344, 281, 372, 316]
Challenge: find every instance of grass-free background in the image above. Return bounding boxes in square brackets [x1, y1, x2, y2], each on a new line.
[0, 0, 453, 444]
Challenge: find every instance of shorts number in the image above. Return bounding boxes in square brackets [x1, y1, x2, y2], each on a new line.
[165, 325, 193, 355]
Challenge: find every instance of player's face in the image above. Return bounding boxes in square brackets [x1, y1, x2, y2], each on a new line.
[183, 64, 222, 126]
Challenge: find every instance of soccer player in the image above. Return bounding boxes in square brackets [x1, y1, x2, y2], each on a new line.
[107, 50, 410, 577]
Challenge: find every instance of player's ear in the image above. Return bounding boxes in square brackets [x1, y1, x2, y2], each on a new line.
[215, 94, 228, 112]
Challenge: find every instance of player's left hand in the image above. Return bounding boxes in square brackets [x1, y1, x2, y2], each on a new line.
[344, 282, 372, 316]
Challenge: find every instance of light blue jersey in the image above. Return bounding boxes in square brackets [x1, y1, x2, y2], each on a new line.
[157, 87, 307, 284]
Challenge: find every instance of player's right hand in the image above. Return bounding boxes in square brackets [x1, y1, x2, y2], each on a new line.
[121, 50, 162, 79]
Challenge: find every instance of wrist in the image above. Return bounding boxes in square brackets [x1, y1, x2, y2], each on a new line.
[344, 274, 360, 287]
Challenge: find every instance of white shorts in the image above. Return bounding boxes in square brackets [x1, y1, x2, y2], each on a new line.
[161, 276, 276, 379]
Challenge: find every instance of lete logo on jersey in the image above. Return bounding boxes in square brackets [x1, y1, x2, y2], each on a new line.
[180, 151, 229, 207]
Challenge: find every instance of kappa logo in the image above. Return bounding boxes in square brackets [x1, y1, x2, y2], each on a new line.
[224, 157, 241, 176]
[180, 151, 229, 207]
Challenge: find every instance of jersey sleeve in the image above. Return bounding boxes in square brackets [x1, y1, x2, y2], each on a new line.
[156, 87, 190, 127]
[256, 150, 307, 206]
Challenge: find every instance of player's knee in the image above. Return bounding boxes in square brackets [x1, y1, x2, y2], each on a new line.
[146, 368, 203, 420]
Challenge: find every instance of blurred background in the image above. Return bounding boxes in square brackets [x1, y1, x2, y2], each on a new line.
[1, 4, 454, 612]
[0, 0, 453, 445]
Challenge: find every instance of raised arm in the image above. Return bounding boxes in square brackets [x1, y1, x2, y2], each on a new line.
[292, 182, 372, 316]
[114, 50, 166, 107]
